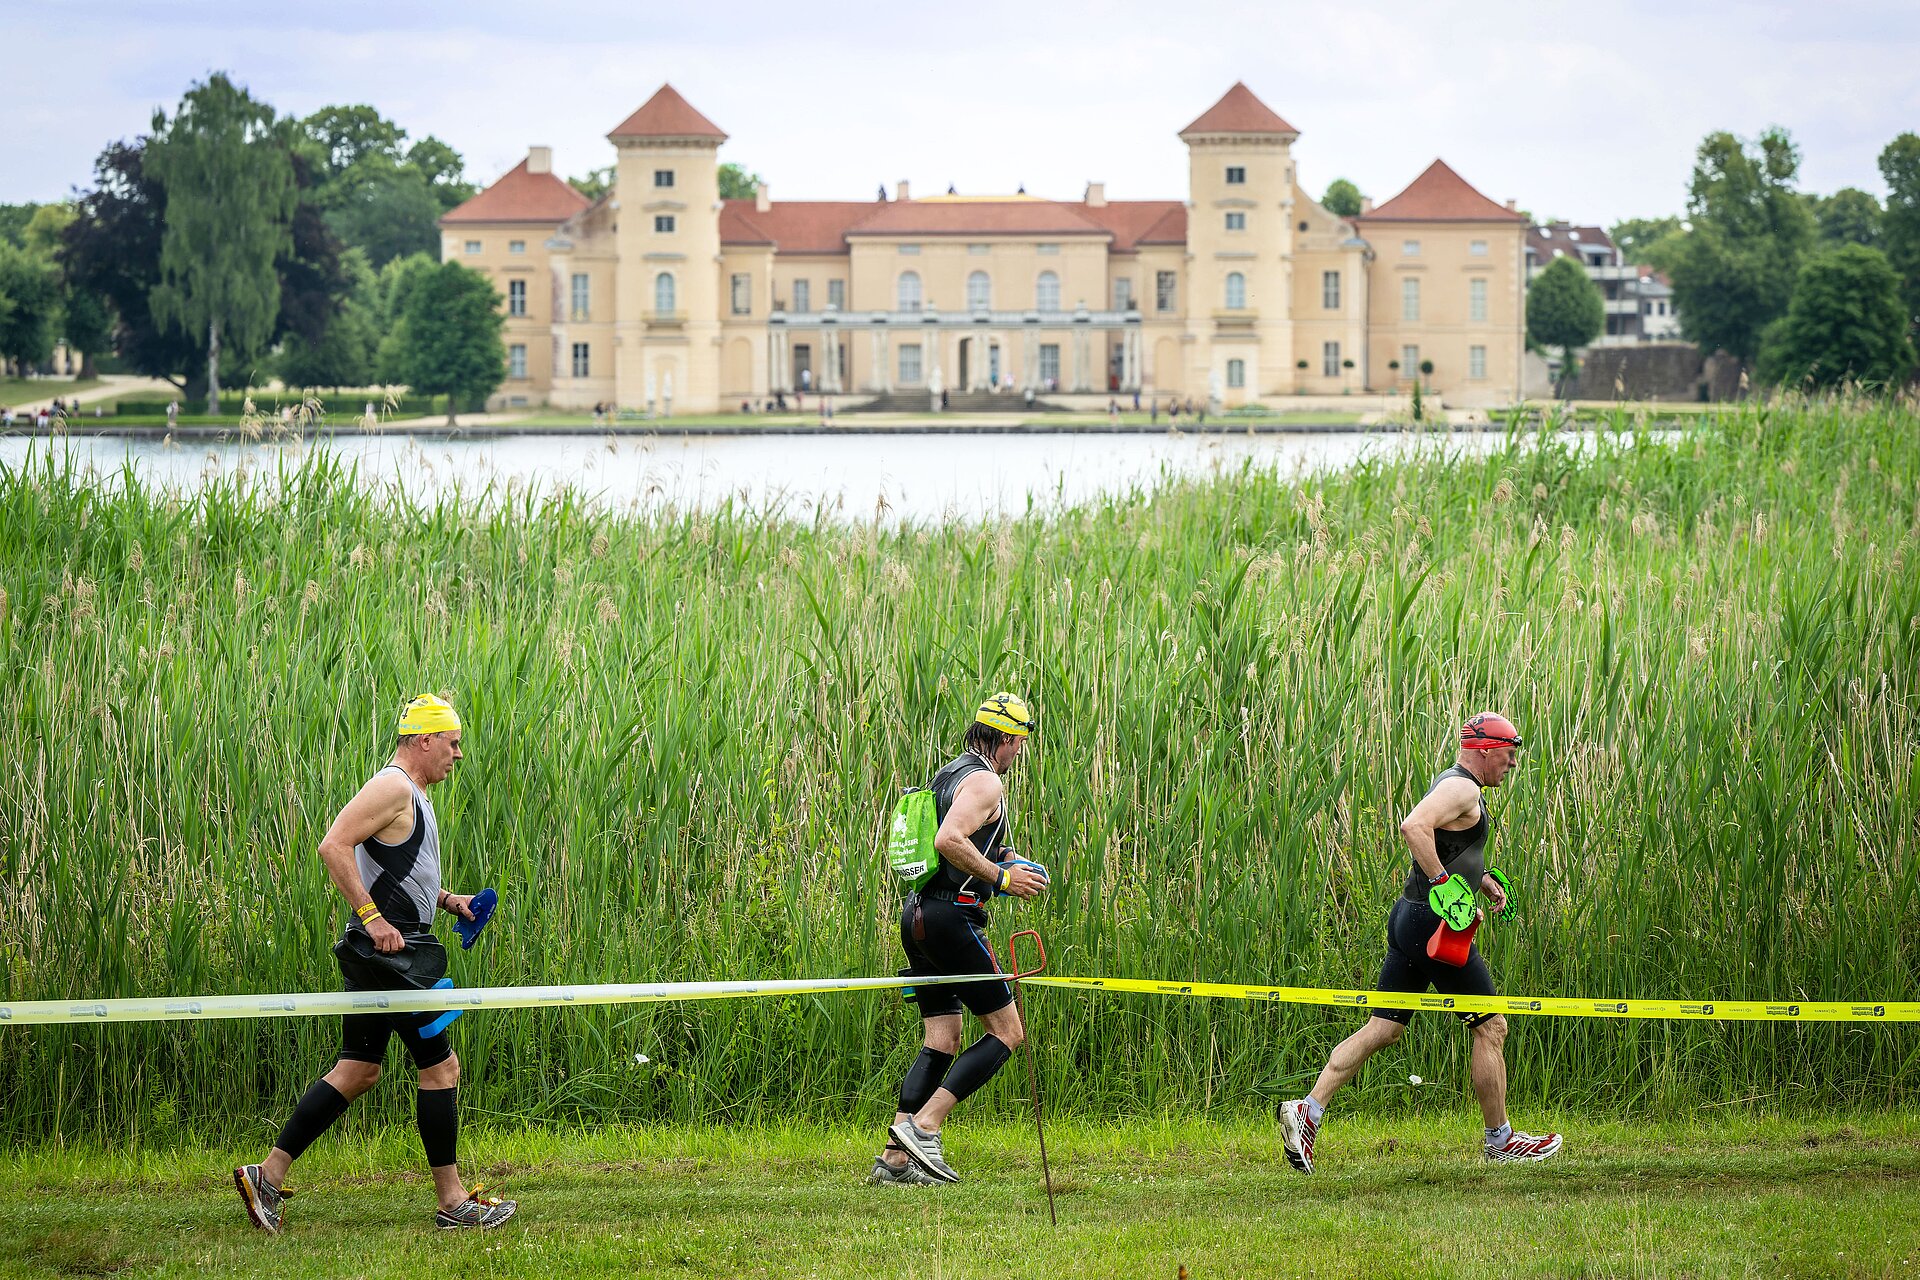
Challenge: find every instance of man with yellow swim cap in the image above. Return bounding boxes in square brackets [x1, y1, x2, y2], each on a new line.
[876, 692, 1049, 1186]
[234, 694, 518, 1233]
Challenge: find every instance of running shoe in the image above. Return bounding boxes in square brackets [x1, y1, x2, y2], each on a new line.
[866, 1156, 942, 1186]
[888, 1120, 961, 1183]
[233, 1164, 290, 1234]
[1485, 1130, 1563, 1163]
[434, 1183, 518, 1229]
[1277, 1099, 1318, 1174]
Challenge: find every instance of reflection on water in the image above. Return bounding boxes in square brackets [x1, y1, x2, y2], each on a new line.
[1, 429, 1520, 524]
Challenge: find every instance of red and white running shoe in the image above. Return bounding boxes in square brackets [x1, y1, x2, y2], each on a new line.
[1278, 1099, 1318, 1174]
[1485, 1129, 1563, 1163]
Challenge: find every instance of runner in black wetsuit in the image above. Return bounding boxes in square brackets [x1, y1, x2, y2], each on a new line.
[233, 695, 517, 1233]
[873, 693, 1047, 1186]
[1279, 712, 1563, 1171]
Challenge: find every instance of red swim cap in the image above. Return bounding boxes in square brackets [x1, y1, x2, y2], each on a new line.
[1461, 712, 1523, 750]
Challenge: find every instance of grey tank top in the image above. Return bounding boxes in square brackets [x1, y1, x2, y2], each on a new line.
[1401, 764, 1491, 902]
[350, 764, 442, 932]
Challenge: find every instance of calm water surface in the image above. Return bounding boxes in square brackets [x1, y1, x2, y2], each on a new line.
[3, 429, 1522, 523]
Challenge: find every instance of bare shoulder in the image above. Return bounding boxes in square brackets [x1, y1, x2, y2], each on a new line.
[956, 768, 1005, 804]
[1406, 774, 1480, 826]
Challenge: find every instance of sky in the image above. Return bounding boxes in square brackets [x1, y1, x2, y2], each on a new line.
[4, 0, 1918, 227]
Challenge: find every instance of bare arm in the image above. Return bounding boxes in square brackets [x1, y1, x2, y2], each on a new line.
[319, 771, 412, 952]
[1398, 776, 1482, 882]
[934, 771, 1010, 886]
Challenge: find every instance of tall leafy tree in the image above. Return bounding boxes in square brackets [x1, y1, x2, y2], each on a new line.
[1813, 187, 1882, 248]
[1666, 128, 1814, 365]
[0, 204, 39, 248]
[383, 260, 504, 425]
[323, 160, 441, 267]
[1879, 133, 1920, 336]
[1526, 255, 1604, 398]
[1757, 244, 1916, 388]
[406, 136, 476, 211]
[1608, 215, 1682, 261]
[717, 162, 763, 201]
[22, 203, 110, 378]
[0, 241, 61, 374]
[569, 166, 614, 201]
[278, 247, 376, 389]
[144, 74, 298, 412]
[1321, 178, 1362, 218]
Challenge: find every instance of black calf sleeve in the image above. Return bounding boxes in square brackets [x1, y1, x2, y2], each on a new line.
[941, 1034, 1013, 1104]
[897, 1047, 956, 1116]
[273, 1079, 350, 1159]
[417, 1087, 458, 1169]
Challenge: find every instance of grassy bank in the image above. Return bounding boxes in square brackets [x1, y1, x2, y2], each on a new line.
[0, 396, 1916, 1142]
[5, 1115, 1918, 1278]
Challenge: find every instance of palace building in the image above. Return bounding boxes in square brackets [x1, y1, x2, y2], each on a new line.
[439, 82, 1528, 412]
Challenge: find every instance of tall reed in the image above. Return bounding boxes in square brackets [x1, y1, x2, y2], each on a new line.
[1, 395, 1916, 1144]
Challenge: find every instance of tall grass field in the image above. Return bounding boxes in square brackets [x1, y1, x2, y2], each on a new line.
[1, 399, 1915, 1146]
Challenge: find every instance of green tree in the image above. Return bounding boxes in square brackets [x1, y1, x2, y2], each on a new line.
[23, 203, 112, 378]
[1609, 215, 1682, 261]
[1527, 255, 1604, 397]
[323, 159, 440, 267]
[1756, 244, 1916, 389]
[0, 204, 38, 248]
[1879, 133, 1920, 336]
[0, 240, 61, 373]
[718, 162, 763, 201]
[299, 104, 407, 180]
[1666, 128, 1814, 365]
[1813, 187, 1882, 248]
[383, 260, 504, 425]
[406, 137, 476, 211]
[1322, 178, 1362, 218]
[144, 73, 298, 412]
[277, 247, 377, 389]
[569, 166, 614, 201]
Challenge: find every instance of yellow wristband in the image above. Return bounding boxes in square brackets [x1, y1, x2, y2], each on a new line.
[998, 868, 1012, 893]
[355, 902, 381, 921]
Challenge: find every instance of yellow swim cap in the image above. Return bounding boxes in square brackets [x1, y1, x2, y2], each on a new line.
[975, 692, 1034, 736]
[397, 693, 462, 736]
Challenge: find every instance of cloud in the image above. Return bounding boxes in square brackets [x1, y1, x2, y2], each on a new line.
[4, 0, 1917, 227]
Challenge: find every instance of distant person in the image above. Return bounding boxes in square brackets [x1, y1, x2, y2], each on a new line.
[1023, 387, 1035, 411]
[2, 407, 12, 427]
[1132, 389, 1141, 412]
[233, 695, 517, 1234]
[800, 366, 812, 394]
[940, 388, 950, 411]
[167, 400, 179, 428]
[1278, 713, 1560, 1174]
[1108, 398, 1120, 425]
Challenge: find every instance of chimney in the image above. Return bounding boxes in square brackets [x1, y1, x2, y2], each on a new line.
[1504, 198, 1517, 212]
[1360, 196, 1374, 215]
[527, 146, 552, 175]
[1085, 181, 1106, 208]
[754, 182, 771, 213]
[896, 179, 911, 202]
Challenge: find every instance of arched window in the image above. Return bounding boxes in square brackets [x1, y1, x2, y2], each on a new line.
[898, 271, 922, 312]
[1225, 272, 1246, 310]
[654, 272, 676, 314]
[967, 271, 991, 310]
[1036, 271, 1060, 311]
[1227, 358, 1246, 389]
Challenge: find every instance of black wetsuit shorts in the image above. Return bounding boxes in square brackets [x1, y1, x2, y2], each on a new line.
[899, 890, 1014, 1018]
[333, 930, 454, 1069]
[1372, 897, 1498, 1028]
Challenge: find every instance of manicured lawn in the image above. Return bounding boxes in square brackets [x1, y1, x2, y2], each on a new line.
[0, 378, 103, 404]
[5, 1112, 1917, 1277]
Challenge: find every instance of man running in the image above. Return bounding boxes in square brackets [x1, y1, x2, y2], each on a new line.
[234, 694, 517, 1233]
[873, 693, 1048, 1185]
[1278, 712, 1561, 1171]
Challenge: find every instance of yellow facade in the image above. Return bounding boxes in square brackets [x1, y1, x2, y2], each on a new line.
[441, 85, 1527, 412]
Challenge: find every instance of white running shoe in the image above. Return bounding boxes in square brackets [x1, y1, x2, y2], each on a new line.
[1278, 1099, 1318, 1174]
[867, 1156, 942, 1186]
[1485, 1130, 1563, 1163]
[888, 1119, 960, 1183]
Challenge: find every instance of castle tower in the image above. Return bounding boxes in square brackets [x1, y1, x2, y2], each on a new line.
[1179, 83, 1300, 400]
[608, 85, 726, 413]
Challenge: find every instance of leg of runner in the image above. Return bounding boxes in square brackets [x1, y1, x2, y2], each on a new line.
[878, 1015, 962, 1174]
[910, 1001, 1025, 1132]
[1277, 1016, 1405, 1173]
[259, 1059, 381, 1190]
[1469, 1014, 1509, 1130]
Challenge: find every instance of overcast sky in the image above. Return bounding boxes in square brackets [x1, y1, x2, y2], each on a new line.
[6, 0, 1917, 226]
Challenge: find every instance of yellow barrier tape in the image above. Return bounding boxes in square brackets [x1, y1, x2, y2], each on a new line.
[1025, 977, 1920, 1023]
[0, 974, 1001, 1028]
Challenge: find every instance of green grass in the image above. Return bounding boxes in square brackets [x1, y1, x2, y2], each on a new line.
[1, 394, 1917, 1141]
[501, 409, 1366, 428]
[0, 377, 103, 403]
[5, 1114, 1918, 1277]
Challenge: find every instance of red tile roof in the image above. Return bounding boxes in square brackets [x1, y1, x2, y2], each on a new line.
[1180, 82, 1298, 138]
[439, 159, 591, 225]
[844, 198, 1111, 238]
[720, 200, 877, 253]
[608, 84, 727, 141]
[1358, 159, 1522, 223]
[1078, 200, 1186, 251]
